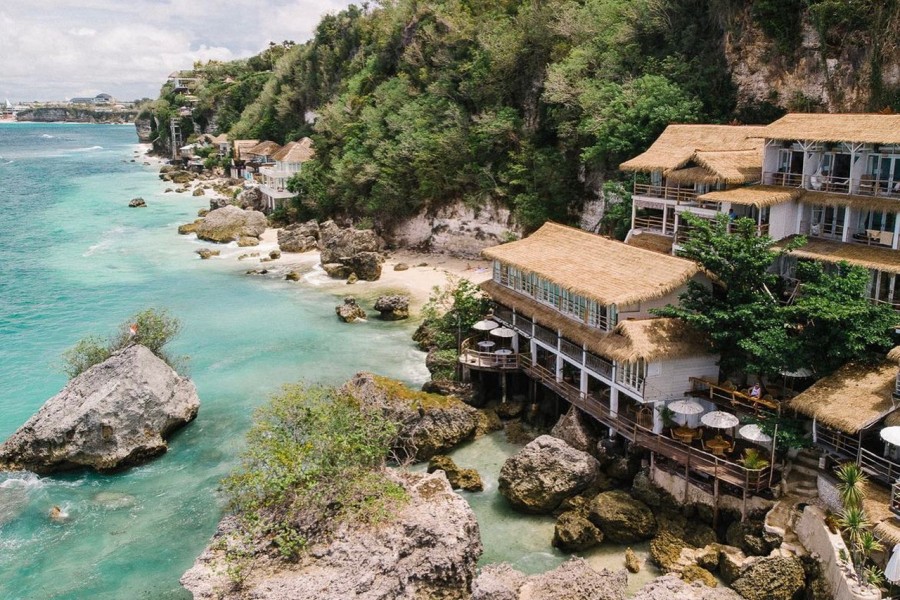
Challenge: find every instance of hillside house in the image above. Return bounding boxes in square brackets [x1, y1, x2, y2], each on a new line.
[259, 138, 315, 213]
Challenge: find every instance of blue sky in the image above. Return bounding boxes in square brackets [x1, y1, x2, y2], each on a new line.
[0, 0, 354, 102]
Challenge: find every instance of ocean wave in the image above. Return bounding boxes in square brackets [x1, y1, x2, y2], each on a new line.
[302, 263, 330, 286]
[0, 471, 45, 490]
[71, 145, 103, 152]
[41, 134, 55, 139]
[83, 226, 129, 256]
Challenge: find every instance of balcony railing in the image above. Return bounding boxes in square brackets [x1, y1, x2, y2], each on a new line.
[633, 215, 665, 231]
[534, 323, 557, 347]
[458, 338, 519, 371]
[763, 171, 804, 187]
[689, 377, 780, 415]
[633, 183, 698, 204]
[856, 177, 900, 199]
[522, 361, 777, 494]
[859, 447, 900, 486]
[892, 482, 900, 518]
[813, 423, 860, 459]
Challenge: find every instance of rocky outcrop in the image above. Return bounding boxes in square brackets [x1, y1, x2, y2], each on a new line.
[725, 519, 781, 556]
[128, 197, 146, 208]
[681, 565, 717, 587]
[194, 205, 267, 245]
[624, 548, 641, 573]
[589, 490, 657, 543]
[341, 372, 478, 461]
[0, 345, 199, 473]
[472, 559, 627, 600]
[550, 407, 599, 455]
[181, 470, 481, 600]
[427, 455, 483, 492]
[730, 557, 806, 600]
[16, 106, 138, 124]
[631, 574, 743, 600]
[374, 295, 410, 320]
[234, 186, 264, 212]
[278, 220, 319, 253]
[335, 297, 367, 322]
[195, 248, 220, 260]
[552, 510, 604, 552]
[498, 435, 600, 514]
[319, 221, 385, 281]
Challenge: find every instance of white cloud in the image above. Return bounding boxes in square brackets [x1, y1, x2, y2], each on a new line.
[0, 0, 355, 101]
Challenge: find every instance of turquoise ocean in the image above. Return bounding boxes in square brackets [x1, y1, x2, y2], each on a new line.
[0, 123, 658, 599]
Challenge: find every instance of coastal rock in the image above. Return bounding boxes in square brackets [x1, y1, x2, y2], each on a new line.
[425, 348, 457, 378]
[725, 519, 780, 556]
[552, 510, 604, 552]
[420, 380, 476, 405]
[268, 249, 281, 260]
[194, 205, 266, 244]
[235, 186, 264, 212]
[631, 574, 743, 600]
[550, 407, 599, 454]
[498, 435, 600, 514]
[128, 197, 146, 208]
[682, 565, 717, 587]
[374, 295, 410, 321]
[341, 372, 479, 461]
[195, 248, 220, 260]
[192, 188, 205, 197]
[625, 547, 641, 573]
[285, 271, 300, 281]
[427, 455, 483, 492]
[474, 408, 503, 436]
[181, 470, 481, 600]
[472, 558, 627, 600]
[495, 399, 524, 419]
[322, 262, 352, 279]
[730, 557, 805, 600]
[318, 221, 385, 281]
[394, 262, 410, 271]
[277, 220, 319, 253]
[335, 297, 367, 322]
[0, 345, 199, 473]
[649, 530, 687, 573]
[589, 490, 657, 543]
[237, 235, 260, 247]
[631, 472, 670, 508]
[346, 251, 384, 281]
[346, 273, 358, 284]
[178, 219, 203, 235]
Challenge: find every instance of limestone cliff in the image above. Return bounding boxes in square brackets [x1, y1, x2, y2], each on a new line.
[16, 107, 139, 124]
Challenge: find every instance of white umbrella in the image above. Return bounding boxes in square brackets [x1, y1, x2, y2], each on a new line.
[490, 327, 515, 338]
[668, 399, 704, 416]
[881, 427, 900, 447]
[739, 424, 773, 444]
[472, 319, 498, 331]
[885, 544, 900, 583]
[701, 411, 740, 430]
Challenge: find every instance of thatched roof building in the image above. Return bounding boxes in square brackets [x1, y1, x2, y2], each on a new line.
[273, 137, 315, 163]
[626, 232, 674, 255]
[619, 125, 766, 183]
[482, 222, 700, 307]
[232, 139, 259, 160]
[247, 140, 282, 158]
[787, 361, 898, 434]
[763, 113, 900, 145]
[481, 280, 709, 364]
[776, 236, 900, 275]
[698, 185, 803, 208]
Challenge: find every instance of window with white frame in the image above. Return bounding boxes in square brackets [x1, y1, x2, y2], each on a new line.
[617, 359, 646, 393]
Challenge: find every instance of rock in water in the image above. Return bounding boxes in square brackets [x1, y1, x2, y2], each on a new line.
[552, 511, 604, 552]
[472, 558, 627, 600]
[624, 547, 641, 573]
[194, 205, 267, 244]
[374, 295, 410, 320]
[195, 248, 220, 260]
[730, 557, 805, 600]
[128, 197, 146, 208]
[427, 455, 483, 492]
[181, 470, 482, 600]
[498, 435, 600, 514]
[588, 490, 657, 543]
[550, 406, 599, 454]
[0, 345, 199, 473]
[341, 372, 478, 461]
[335, 297, 367, 322]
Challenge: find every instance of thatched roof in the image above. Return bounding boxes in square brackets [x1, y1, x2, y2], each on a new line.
[693, 150, 762, 184]
[232, 139, 259, 160]
[626, 232, 675, 255]
[482, 222, 700, 306]
[481, 280, 710, 363]
[247, 140, 281, 157]
[665, 167, 722, 185]
[273, 137, 315, 163]
[801, 190, 900, 213]
[699, 185, 803, 207]
[594, 318, 711, 363]
[787, 361, 898, 434]
[859, 482, 900, 545]
[764, 113, 900, 145]
[778, 236, 900, 275]
[619, 125, 766, 173]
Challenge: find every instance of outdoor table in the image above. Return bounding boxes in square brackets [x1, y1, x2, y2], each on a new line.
[477, 340, 496, 351]
[495, 349, 513, 356]
[673, 427, 695, 444]
[705, 436, 731, 457]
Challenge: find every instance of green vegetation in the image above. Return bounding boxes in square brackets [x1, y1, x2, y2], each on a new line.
[416, 277, 491, 354]
[222, 384, 406, 564]
[835, 463, 883, 585]
[738, 448, 770, 470]
[655, 214, 895, 380]
[61, 308, 184, 378]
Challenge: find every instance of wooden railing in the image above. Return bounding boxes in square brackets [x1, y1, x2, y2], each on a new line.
[633, 183, 699, 204]
[633, 215, 666, 231]
[458, 338, 519, 370]
[534, 323, 557, 346]
[813, 424, 860, 459]
[524, 362, 776, 493]
[689, 377, 780, 415]
[892, 481, 900, 518]
[763, 171, 804, 187]
[856, 177, 900, 198]
[585, 351, 613, 379]
[559, 339, 582, 362]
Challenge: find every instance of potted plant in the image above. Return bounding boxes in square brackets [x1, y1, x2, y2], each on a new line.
[739, 448, 770, 470]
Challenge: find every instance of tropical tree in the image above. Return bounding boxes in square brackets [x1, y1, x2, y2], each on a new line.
[835, 462, 882, 584]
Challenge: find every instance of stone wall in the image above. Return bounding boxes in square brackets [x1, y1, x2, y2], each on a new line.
[795, 505, 881, 600]
[817, 475, 842, 513]
[649, 465, 774, 517]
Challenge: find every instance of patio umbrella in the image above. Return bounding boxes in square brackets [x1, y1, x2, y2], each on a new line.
[701, 411, 740, 430]
[881, 426, 900, 447]
[490, 327, 515, 338]
[885, 544, 900, 583]
[472, 319, 498, 331]
[739, 424, 773, 444]
[668, 399, 704, 416]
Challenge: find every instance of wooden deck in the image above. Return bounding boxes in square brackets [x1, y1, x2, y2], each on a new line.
[689, 377, 781, 416]
[521, 361, 777, 494]
[458, 338, 519, 372]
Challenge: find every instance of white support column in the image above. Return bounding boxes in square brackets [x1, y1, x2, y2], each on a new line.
[893, 216, 899, 251]
[556, 353, 564, 383]
[842, 206, 850, 243]
[795, 202, 803, 235]
[662, 205, 668, 234]
[631, 198, 638, 232]
[530, 339, 537, 366]
[653, 401, 664, 434]
[580, 369, 588, 397]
